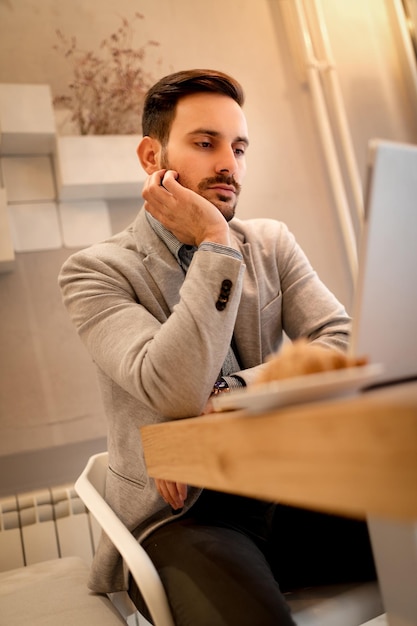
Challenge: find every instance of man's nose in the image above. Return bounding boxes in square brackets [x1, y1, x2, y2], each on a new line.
[215, 146, 238, 175]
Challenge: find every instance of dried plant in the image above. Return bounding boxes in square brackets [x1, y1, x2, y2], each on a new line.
[53, 13, 160, 135]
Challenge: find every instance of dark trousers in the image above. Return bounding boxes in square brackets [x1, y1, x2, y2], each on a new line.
[129, 490, 376, 626]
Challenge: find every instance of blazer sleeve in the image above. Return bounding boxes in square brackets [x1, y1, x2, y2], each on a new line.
[59, 243, 245, 419]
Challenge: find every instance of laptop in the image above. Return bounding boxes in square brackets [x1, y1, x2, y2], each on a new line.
[349, 139, 417, 387]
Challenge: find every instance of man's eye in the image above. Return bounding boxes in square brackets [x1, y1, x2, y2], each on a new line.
[234, 147, 246, 156]
[197, 141, 212, 148]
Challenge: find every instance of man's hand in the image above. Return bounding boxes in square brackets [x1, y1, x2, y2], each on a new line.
[142, 169, 231, 247]
[155, 478, 188, 510]
[201, 396, 217, 415]
[154, 392, 219, 508]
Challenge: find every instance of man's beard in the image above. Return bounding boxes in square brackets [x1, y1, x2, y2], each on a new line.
[160, 149, 241, 222]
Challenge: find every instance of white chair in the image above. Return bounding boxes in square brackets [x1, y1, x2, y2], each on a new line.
[75, 452, 175, 626]
[75, 452, 384, 626]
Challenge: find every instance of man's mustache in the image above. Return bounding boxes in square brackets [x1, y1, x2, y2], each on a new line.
[198, 175, 241, 195]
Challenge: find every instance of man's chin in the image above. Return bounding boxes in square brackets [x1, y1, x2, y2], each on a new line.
[215, 203, 236, 223]
[206, 194, 237, 222]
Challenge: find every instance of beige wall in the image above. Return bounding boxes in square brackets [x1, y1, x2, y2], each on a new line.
[1, 0, 416, 465]
[1, 0, 417, 296]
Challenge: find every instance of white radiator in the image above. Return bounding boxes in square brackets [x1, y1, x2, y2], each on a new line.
[0, 483, 101, 572]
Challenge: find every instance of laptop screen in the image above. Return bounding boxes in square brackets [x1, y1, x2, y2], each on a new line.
[349, 139, 417, 386]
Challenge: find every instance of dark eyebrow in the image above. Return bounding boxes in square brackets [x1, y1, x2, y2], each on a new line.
[188, 128, 250, 147]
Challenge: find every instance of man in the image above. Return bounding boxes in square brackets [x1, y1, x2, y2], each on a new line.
[59, 69, 375, 625]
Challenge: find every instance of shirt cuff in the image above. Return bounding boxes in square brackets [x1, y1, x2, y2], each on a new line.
[198, 242, 243, 262]
[221, 375, 247, 389]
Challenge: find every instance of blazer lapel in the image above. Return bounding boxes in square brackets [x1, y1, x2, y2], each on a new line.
[133, 209, 185, 313]
[143, 254, 185, 312]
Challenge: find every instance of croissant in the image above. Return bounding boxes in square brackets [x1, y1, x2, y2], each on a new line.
[254, 339, 367, 385]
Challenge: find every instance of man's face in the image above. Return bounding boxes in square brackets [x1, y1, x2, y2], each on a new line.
[159, 92, 249, 222]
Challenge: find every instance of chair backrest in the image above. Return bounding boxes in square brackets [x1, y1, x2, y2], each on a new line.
[75, 452, 175, 626]
[84, 451, 108, 495]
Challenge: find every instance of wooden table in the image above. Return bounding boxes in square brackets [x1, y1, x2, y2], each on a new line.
[141, 380, 417, 625]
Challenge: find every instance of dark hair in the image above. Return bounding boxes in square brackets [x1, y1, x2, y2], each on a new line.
[142, 69, 245, 144]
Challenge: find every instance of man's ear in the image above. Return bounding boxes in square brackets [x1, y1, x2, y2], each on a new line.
[137, 136, 163, 174]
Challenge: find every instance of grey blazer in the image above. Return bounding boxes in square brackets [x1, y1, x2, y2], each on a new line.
[59, 208, 350, 592]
